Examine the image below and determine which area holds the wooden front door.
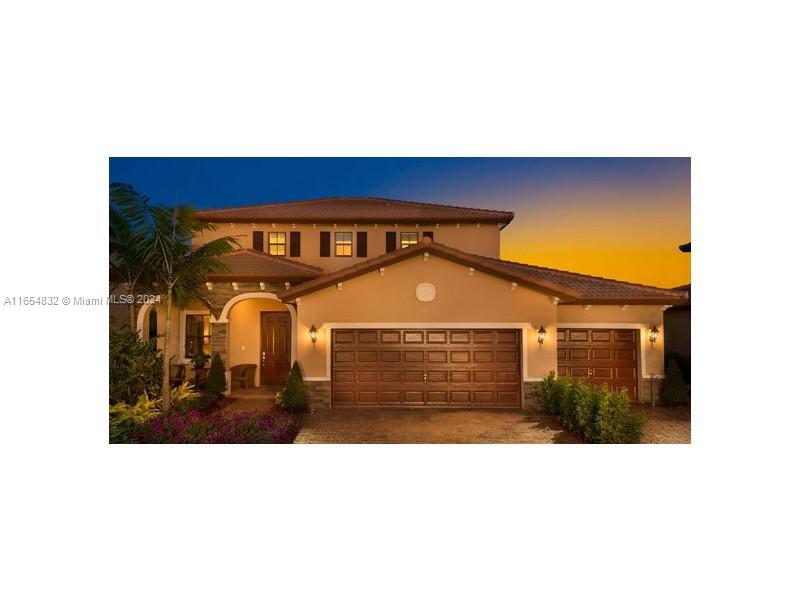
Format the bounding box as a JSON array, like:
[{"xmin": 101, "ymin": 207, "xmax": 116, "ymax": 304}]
[
  {"xmin": 260, "ymin": 312, "xmax": 291, "ymax": 386},
  {"xmin": 557, "ymin": 328, "xmax": 639, "ymax": 402},
  {"xmin": 331, "ymin": 328, "xmax": 521, "ymax": 408}
]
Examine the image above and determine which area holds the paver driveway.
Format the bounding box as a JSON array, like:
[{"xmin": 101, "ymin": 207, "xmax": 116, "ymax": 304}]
[{"xmin": 294, "ymin": 408, "xmax": 582, "ymax": 444}]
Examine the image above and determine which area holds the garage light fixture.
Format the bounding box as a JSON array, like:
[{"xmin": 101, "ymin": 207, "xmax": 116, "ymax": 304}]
[
  {"xmin": 649, "ymin": 325, "xmax": 659, "ymax": 345},
  {"xmin": 537, "ymin": 325, "xmax": 547, "ymax": 344},
  {"xmin": 309, "ymin": 325, "xmax": 318, "ymax": 344}
]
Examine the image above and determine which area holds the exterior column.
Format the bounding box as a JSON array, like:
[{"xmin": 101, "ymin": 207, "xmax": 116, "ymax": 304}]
[{"xmin": 210, "ymin": 322, "xmax": 229, "ymax": 391}]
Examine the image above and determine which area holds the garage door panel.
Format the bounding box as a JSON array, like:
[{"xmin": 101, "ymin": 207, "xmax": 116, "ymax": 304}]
[
  {"xmin": 427, "ymin": 371, "xmax": 447, "ymax": 383},
  {"xmin": 427, "ymin": 331, "xmax": 447, "ymax": 343},
  {"xmin": 332, "ymin": 328, "xmax": 521, "ymax": 408},
  {"xmin": 473, "ymin": 371, "xmax": 495, "ymax": 383},
  {"xmin": 558, "ymin": 328, "xmax": 639, "ymax": 402},
  {"xmin": 381, "ymin": 331, "xmax": 401, "ymax": 344},
  {"xmin": 358, "ymin": 331, "xmax": 378, "ymax": 343}
]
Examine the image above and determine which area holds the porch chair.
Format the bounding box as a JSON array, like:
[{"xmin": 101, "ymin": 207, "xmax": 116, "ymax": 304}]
[
  {"xmin": 169, "ymin": 364, "xmax": 186, "ymax": 387},
  {"xmin": 230, "ymin": 363, "xmax": 257, "ymax": 389}
]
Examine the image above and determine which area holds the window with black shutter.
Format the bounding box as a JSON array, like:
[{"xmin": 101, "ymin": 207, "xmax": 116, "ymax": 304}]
[
  {"xmin": 385, "ymin": 231, "xmax": 397, "ymax": 253},
  {"xmin": 320, "ymin": 231, "xmax": 331, "ymax": 257},
  {"xmin": 356, "ymin": 231, "xmax": 367, "ymax": 257},
  {"xmin": 423, "ymin": 231, "xmax": 434, "ymax": 241},
  {"xmin": 253, "ymin": 231, "xmax": 264, "ymax": 252},
  {"xmin": 290, "ymin": 231, "xmax": 301, "ymax": 257}
]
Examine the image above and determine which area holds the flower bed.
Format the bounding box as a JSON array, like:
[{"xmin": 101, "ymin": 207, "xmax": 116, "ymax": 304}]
[{"xmin": 132, "ymin": 409, "xmax": 300, "ymax": 444}]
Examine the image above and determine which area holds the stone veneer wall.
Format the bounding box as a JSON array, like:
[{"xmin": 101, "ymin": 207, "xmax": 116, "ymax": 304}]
[
  {"xmin": 523, "ymin": 381, "xmax": 543, "ymax": 410},
  {"xmin": 639, "ymin": 377, "xmax": 663, "ymax": 405},
  {"xmin": 305, "ymin": 380, "xmax": 331, "ymax": 409}
]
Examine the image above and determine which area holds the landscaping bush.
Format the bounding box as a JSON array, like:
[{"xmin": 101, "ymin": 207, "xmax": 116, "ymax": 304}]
[
  {"xmin": 205, "ymin": 352, "xmax": 227, "ymax": 397},
  {"xmin": 274, "ymin": 361, "xmax": 309, "ymax": 413},
  {"xmin": 131, "ymin": 410, "xmax": 300, "ymax": 443},
  {"xmin": 109, "ymin": 327, "xmax": 162, "ymax": 404},
  {"xmin": 560, "ymin": 378, "xmax": 594, "ymax": 433},
  {"xmin": 109, "ymin": 390, "xmax": 161, "ymax": 443},
  {"xmin": 539, "ymin": 372, "xmax": 645, "ymax": 443},
  {"xmin": 169, "ymin": 381, "xmax": 217, "ymax": 414},
  {"xmin": 661, "ymin": 357, "xmax": 690, "ymax": 406}
]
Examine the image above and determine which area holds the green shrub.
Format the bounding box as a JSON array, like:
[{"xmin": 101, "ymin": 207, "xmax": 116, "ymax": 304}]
[
  {"xmin": 540, "ymin": 375, "xmax": 645, "ymax": 444},
  {"xmin": 170, "ymin": 382, "xmax": 216, "ymax": 413},
  {"xmin": 274, "ymin": 361, "xmax": 309, "ymax": 413},
  {"xmin": 540, "ymin": 372, "xmax": 571, "ymax": 415},
  {"xmin": 109, "ymin": 327, "xmax": 162, "ymax": 404},
  {"xmin": 661, "ymin": 358, "xmax": 690, "ymax": 406},
  {"xmin": 206, "ymin": 352, "xmax": 227, "ymax": 397},
  {"xmin": 560, "ymin": 378, "xmax": 594, "ymax": 433},
  {"xmin": 109, "ymin": 390, "xmax": 161, "ymax": 443}
]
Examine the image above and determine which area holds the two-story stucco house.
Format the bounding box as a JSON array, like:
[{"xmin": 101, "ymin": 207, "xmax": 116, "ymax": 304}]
[{"xmin": 136, "ymin": 197, "xmax": 687, "ymax": 408}]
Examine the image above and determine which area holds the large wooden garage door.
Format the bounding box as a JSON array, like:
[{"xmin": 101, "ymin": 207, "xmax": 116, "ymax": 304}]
[
  {"xmin": 557, "ymin": 328, "xmax": 639, "ymax": 402},
  {"xmin": 332, "ymin": 329, "xmax": 521, "ymax": 408}
]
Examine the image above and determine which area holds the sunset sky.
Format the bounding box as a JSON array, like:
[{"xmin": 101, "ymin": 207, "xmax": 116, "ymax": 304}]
[{"xmin": 109, "ymin": 158, "xmax": 690, "ymax": 288}]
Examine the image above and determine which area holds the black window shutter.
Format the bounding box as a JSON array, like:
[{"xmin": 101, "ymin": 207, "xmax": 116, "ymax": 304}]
[
  {"xmin": 253, "ymin": 231, "xmax": 264, "ymax": 252},
  {"xmin": 320, "ymin": 231, "xmax": 331, "ymax": 257},
  {"xmin": 290, "ymin": 231, "xmax": 301, "ymax": 257},
  {"xmin": 423, "ymin": 231, "xmax": 434, "ymax": 241},
  {"xmin": 386, "ymin": 231, "xmax": 397, "ymax": 252},
  {"xmin": 356, "ymin": 231, "xmax": 367, "ymax": 257}
]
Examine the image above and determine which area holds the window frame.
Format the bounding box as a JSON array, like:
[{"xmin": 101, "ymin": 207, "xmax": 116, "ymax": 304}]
[
  {"xmin": 268, "ymin": 231, "xmax": 287, "ymax": 256},
  {"xmin": 183, "ymin": 313, "xmax": 211, "ymax": 360},
  {"xmin": 400, "ymin": 231, "xmax": 419, "ymax": 248},
  {"xmin": 335, "ymin": 232, "xmax": 353, "ymax": 257}
]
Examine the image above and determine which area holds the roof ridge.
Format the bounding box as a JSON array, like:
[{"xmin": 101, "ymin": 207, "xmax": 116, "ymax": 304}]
[
  {"xmin": 197, "ymin": 195, "xmax": 513, "ymax": 218},
  {"xmin": 486, "ymin": 255, "xmax": 681, "ymax": 294}
]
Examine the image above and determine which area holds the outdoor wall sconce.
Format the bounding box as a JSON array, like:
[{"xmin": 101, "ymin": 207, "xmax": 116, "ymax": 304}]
[
  {"xmin": 537, "ymin": 325, "xmax": 547, "ymax": 344},
  {"xmin": 309, "ymin": 325, "xmax": 318, "ymax": 344},
  {"xmin": 649, "ymin": 325, "xmax": 660, "ymax": 345}
]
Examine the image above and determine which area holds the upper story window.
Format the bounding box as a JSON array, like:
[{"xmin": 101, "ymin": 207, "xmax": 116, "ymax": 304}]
[
  {"xmin": 400, "ymin": 232, "xmax": 419, "ymax": 248},
  {"xmin": 268, "ymin": 232, "xmax": 286, "ymax": 256},
  {"xmin": 185, "ymin": 314, "xmax": 211, "ymax": 358},
  {"xmin": 335, "ymin": 232, "xmax": 353, "ymax": 256}
]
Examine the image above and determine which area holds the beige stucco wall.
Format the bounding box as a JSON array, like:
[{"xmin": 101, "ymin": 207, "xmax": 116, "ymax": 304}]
[
  {"xmin": 294, "ymin": 253, "xmax": 558, "ymax": 380},
  {"xmin": 195, "ymin": 222, "xmax": 501, "ymax": 269},
  {"xmin": 228, "ymin": 298, "xmax": 288, "ymax": 384}
]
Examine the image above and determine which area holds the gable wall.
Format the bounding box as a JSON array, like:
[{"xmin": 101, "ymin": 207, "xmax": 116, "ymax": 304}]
[{"xmin": 293, "ymin": 253, "xmax": 558, "ymax": 380}]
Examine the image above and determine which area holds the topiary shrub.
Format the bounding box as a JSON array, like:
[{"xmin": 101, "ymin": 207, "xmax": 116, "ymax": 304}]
[
  {"xmin": 205, "ymin": 352, "xmax": 227, "ymax": 398},
  {"xmin": 661, "ymin": 358, "xmax": 690, "ymax": 406},
  {"xmin": 109, "ymin": 327, "xmax": 162, "ymax": 404},
  {"xmin": 274, "ymin": 361, "xmax": 309, "ymax": 413}
]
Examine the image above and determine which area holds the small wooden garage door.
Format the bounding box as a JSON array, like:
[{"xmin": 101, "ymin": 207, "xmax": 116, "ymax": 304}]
[
  {"xmin": 557, "ymin": 328, "xmax": 639, "ymax": 402},
  {"xmin": 332, "ymin": 329, "xmax": 521, "ymax": 408}
]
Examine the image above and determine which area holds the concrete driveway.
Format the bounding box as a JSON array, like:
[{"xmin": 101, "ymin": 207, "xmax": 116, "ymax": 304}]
[{"xmin": 294, "ymin": 408, "xmax": 582, "ymax": 444}]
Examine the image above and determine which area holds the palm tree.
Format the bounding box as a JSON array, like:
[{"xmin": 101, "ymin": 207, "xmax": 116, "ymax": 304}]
[
  {"xmin": 147, "ymin": 203, "xmax": 238, "ymax": 410},
  {"xmin": 110, "ymin": 184, "xmax": 152, "ymax": 329}
]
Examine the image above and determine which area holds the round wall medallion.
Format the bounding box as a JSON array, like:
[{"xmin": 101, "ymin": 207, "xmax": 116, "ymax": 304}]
[{"xmin": 415, "ymin": 282, "xmax": 436, "ymax": 302}]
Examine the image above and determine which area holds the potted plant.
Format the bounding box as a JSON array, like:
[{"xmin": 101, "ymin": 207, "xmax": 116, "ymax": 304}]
[{"xmin": 191, "ymin": 352, "xmax": 210, "ymax": 370}]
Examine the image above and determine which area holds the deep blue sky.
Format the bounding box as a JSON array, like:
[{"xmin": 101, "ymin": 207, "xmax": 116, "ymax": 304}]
[
  {"xmin": 108, "ymin": 157, "xmax": 690, "ymax": 286},
  {"xmin": 109, "ymin": 157, "xmax": 688, "ymax": 210}
]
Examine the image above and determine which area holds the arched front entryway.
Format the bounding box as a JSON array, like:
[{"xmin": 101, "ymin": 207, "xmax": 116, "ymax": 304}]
[{"xmin": 216, "ymin": 292, "xmax": 297, "ymax": 387}]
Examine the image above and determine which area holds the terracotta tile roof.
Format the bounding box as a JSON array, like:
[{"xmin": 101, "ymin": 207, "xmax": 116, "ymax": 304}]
[
  {"xmin": 196, "ymin": 196, "xmax": 514, "ymax": 226},
  {"xmin": 208, "ymin": 249, "xmax": 324, "ymax": 282},
  {"xmin": 278, "ymin": 240, "xmax": 688, "ymax": 305},
  {"xmin": 478, "ymin": 256, "xmax": 688, "ymax": 304}
]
